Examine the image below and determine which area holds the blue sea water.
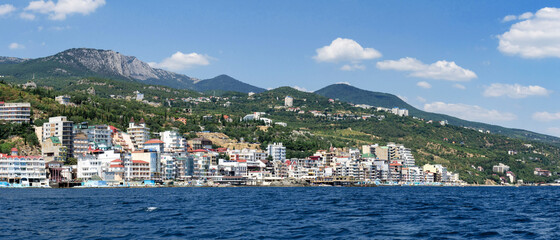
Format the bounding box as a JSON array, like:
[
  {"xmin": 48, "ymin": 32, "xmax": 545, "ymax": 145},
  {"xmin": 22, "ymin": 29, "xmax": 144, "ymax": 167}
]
[{"xmin": 1, "ymin": 186, "xmax": 559, "ymax": 239}]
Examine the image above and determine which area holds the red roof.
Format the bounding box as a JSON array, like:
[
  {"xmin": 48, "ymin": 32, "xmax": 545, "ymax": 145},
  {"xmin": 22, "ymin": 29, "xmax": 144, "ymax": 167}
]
[
  {"xmin": 0, "ymin": 153, "xmax": 42, "ymax": 159},
  {"xmin": 11, "ymin": 148, "xmax": 18, "ymax": 152},
  {"xmin": 390, "ymin": 163, "xmax": 402, "ymax": 166},
  {"xmin": 144, "ymin": 139, "xmax": 164, "ymax": 144},
  {"xmin": 193, "ymin": 149, "xmax": 207, "ymax": 153},
  {"xmin": 237, "ymin": 160, "xmax": 247, "ymax": 163},
  {"xmin": 111, "ymin": 159, "xmax": 122, "ymax": 162},
  {"xmin": 109, "ymin": 125, "xmax": 118, "ymax": 132},
  {"xmin": 110, "ymin": 165, "xmax": 124, "ymax": 168},
  {"xmin": 132, "ymin": 160, "xmax": 149, "ymax": 164}
]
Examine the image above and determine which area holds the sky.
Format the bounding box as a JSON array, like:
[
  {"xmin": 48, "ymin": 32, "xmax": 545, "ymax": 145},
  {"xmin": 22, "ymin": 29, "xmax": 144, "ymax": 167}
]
[{"xmin": 1, "ymin": 0, "xmax": 560, "ymax": 137}]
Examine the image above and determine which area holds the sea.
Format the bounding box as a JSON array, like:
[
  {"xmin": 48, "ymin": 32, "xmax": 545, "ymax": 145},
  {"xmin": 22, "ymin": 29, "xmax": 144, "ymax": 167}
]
[{"xmin": 1, "ymin": 186, "xmax": 559, "ymax": 239}]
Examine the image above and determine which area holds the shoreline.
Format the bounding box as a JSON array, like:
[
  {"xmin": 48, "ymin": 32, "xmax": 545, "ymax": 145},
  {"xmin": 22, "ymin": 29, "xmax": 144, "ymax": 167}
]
[{"xmin": 4, "ymin": 183, "xmax": 560, "ymax": 189}]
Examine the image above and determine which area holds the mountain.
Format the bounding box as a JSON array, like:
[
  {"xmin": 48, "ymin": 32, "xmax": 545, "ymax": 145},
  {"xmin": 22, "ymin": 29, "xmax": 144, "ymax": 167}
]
[
  {"xmin": 315, "ymin": 84, "xmax": 560, "ymax": 145},
  {"xmin": 0, "ymin": 48, "xmax": 261, "ymax": 93},
  {"xmin": 0, "ymin": 57, "xmax": 27, "ymax": 64},
  {"xmin": 195, "ymin": 74, "xmax": 265, "ymax": 93}
]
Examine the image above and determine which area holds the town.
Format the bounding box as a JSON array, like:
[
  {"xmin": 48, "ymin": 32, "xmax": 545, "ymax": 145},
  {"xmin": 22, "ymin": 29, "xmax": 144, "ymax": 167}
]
[{"xmin": 0, "ymin": 96, "xmax": 472, "ymax": 188}]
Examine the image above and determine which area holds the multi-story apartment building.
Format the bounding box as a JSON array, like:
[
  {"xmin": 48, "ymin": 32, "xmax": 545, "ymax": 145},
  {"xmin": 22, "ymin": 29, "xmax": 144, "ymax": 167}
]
[
  {"xmin": 0, "ymin": 148, "xmax": 47, "ymax": 186},
  {"xmin": 267, "ymin": 142, "xmax": 286, "ymax": 162},
  {"xmin": 160, "ymin": 130, "xmax": 186, "ymax": 152},
  {"xmin": 73, "ymin": 132, "xmax": 89, "ymax": 157},
  {"xmin": 0, "ymin": 102, "xmax": 31, "ymax": 123},
  {"xmin": 75, "ymin": 123, "xmax": 113, "ymax": 149},
  {"xmin": 127, "ymin": 118, "xmax": 150, "ymax": 151},
  {"xmin": 42, "ymin": 116, "xmax": 74, "ymax": 157}
]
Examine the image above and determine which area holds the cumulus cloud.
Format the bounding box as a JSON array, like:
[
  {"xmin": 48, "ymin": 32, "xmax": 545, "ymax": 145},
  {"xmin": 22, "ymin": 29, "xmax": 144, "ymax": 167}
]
[
  {"xmin": 453, "ymin": 83, "xmax": 466, "ymax": 90},
  {"xmin": 377, "ymin": 57, "xmax": 477, "ymax": 81},
  {"xmin": 416, "ymin": 81, "xmax": 431, "ymax": 89},
  {"xmin": 8, "ymin": 43, "xmax": 25, "ymax": 50},
  {"xmin": 24, "ymin": 0, "xmax": 105, "ymax": 20},
  {"xmin": 20, "ymin": 12, "xmax": 36, "ymax": 20},
  {"xmin": 340, "ymin": 63, "xmax": 365, "ymax": 71},
  {"xmin": 533, "ymin": 111, "xmax": 560, "ymax": 122},
  {"xmin": 314, "ymin": 38, "xmax": 380, "ymax": 70},
  {"xmin": 424, "ymin": 102, "xmax": 517, "ymax": 122},
  {"xmin": 148, "ymin": 52, "xmax": 212, "ymax": 71},
  {"xmin": 499, "ymin": 7, "xmax": 560, "ymax": 58},
  {"xmin": 336, "ymin": 81, "xmax": 351, "ymax": 85},
  {"xmin": 0, "ymin": 4, "xmax": 16, "ymax": 16},
  {"xmin": 314, "ymin": 38, "xmax": 381, "ymax": 63},
  {"xmin": 483, "ymin": 83, "xmax": 551, "ymax": 98}
]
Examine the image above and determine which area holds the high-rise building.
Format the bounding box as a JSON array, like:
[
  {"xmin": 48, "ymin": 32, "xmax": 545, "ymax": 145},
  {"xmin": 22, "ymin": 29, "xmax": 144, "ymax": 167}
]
[
  {"xmin": 284, "ymin": 96, "xmax": 293, "ymax": 107},
  {"xmin": 0, "ymin": 102, "xmax": 31, "ymax": 123},
  {"xmin": 127, "ymin": 117, "xmax": 150, "ymax": 151},
  {"xmin": 42, "ymin": 116, "xmax": 74, "ymax": 157},
  {"xmin": 267, "ymin": 142, "xmax": 286, "ymax": 162}
]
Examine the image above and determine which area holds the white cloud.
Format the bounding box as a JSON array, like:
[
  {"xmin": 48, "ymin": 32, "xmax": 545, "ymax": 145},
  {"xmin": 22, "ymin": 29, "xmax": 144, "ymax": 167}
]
[
  {"xmin": 292, "ymin": 86, "xmax": 310, "ymax": 92},
  {"xmin": 20, "ymin": 12, "xmax": 36, "ymax": 20},
  {"xmin": 313, "ymin": 38, "xmax": 381, "ymax": 70},
  {"xmin": 424, "ymin": 102, "xmax": 517, "ymax": 122},
  {"xmin": 533, "ymin": 111, "xmax": 560, "ymax": 122},
  {"xmin": 340, "ymin": 63, "xmax": 365, "ymax": 71},
  {"xmin": 499, "ymin": 7, "xmax": 560, "ymax": 58},
  {"xmin": 50, "ymin": 25, "xmax": 70, "ymax": 31},
  {"xmin": 416, "ymin": 81, "xmax": 431, "ymax": 89},
  {"xmin": 148, "ymin": 52, "xmax": 212, "ymax": 71},
  {"xmin": 453, "ymin": 83, "xmax": 466, "ymax": 90},
  {"xmin": 502, "ymin": 15, "xmax": 517, "ymax": 22},
  {"xmin": 377, "ymin": 57, "xmax": 477, "ymax": 81},
  {"xmin": 519, "ymin": 12, "xmax": 534, "ymax": 20},
  {"xmin": 335, "ymin": 81, "xmax": 351, "ymax": 85},
  {"xmin": 0, "ymin": 4, "xmax": 16, "ymax": 16},
  {"xmin": 416, "ymin": 96, "xmax": 427, "ymax": 103},
  {"xmin": 483, "ymin": 83, "xmax": 551, "ymax": 98},
  {"xmin": 397, "ymin": 95, "xmax": 408, "ymax": 102},
  {"xmin": 8, "ymin": 43, "xmax": 25, "ymax": 50},
  {"xmin": 502, "ymin": 12, "xmax": 535, "ymax": 22},
  {"xmin": 24, "ymin": 0, "xmax": 105, "ymax": 20}
]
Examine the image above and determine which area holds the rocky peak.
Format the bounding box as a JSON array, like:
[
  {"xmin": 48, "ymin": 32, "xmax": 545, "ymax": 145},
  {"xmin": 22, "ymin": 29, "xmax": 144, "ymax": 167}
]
[{"xmin": 49, "ymin": 48, "xmax": 161, "ymax": 80}]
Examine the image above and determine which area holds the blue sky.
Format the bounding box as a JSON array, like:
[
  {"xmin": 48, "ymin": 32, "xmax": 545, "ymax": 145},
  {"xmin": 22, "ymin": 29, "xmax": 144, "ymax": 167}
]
[{"xmin": 1, "ymin": 0, "xmax": 560, "ymax": 137}]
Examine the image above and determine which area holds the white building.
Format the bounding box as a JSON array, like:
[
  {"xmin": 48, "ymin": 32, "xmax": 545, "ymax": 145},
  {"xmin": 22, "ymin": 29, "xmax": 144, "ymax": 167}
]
[
  {"xmin": 77, "ymin": 150, "xmax": 122, "ymax": 180},
  {"xmin": 391, "ymin": 107, "xmax": 409, "ymax": 117},
  {"xmin": 267, "ymin": 142, "xmax": 286, "ymax": 162},
  {"xmin": 160, "ymin": 130, "xmax": 186, "ymax": 152},
  {"xmin": 284, "ymin": 96, "xmax": 294, "ymax": 107},
  {"xmin": 0, "ymin": 148, "xmax": 47, "ymax": 186},
  {"xmin": 43, "ymin": 116, "xmax": 74, "ymax": 157},
  {"xmin": 55, "ymin": 95, "xmax": 71, "ymax": 105},
  {"xmin": 135, "ymin": 91, "xmax": 144, "ymax": 101},
  {"xmin": 0, "ymin": 102, "xmax": 31, "ymax": 123},
  {"xmin": 127, "ymin": 117, "xmax": 150, "ymax": 150}
]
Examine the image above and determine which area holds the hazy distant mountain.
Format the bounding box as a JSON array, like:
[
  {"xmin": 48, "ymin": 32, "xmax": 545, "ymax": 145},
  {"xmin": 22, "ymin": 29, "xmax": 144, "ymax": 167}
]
[
  {"xmin": 0, "ymin": 56, "xmax": 28, "ymax": 64},
  {"xmin": 195, "ymin": 74, "xmax": 265, "ymax": 93},
  {"xmin": 0, "ymin": 48, "xmax": 262, "ymax": 93},
  {"xmin": 315, "ymin": 83, "xmax": 560, "ymax": 145}
]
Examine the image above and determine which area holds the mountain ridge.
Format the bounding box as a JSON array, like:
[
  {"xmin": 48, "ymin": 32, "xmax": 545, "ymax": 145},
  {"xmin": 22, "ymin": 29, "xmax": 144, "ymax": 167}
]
[
  {"xmin": 0, "ymin": 48, "xmax": 261, "ymax": 93},
  {"xmin": 315, "ymin": 84, "xmax": 560, "ymax": 145}
]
